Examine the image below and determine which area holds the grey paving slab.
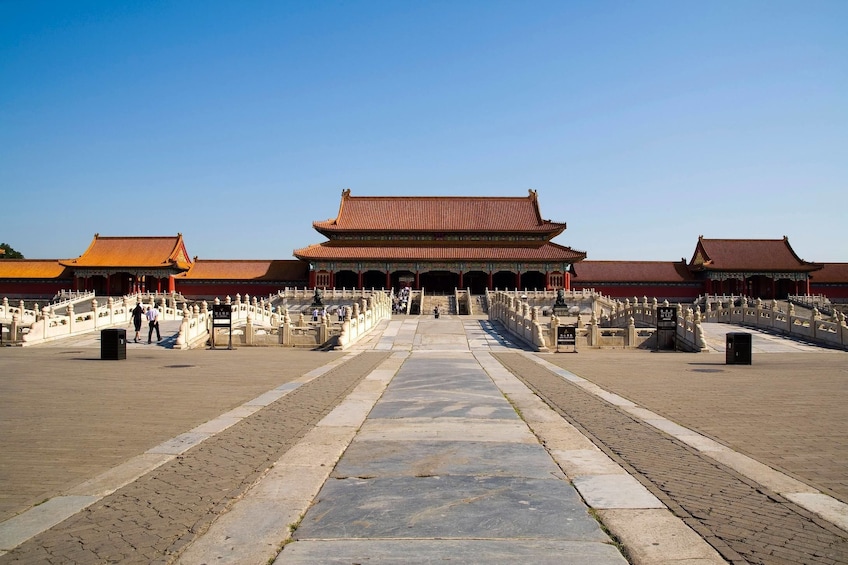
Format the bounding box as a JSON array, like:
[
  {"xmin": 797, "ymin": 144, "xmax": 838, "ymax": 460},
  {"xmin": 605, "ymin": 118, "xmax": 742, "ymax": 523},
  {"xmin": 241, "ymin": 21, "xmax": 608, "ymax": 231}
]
[
  {"xmin": 277, "ymin": 539, "xmax": 627, "ymax": 564},
  {"xmin": 295, "ymin": 475, "xmax": 609, "ymax": 541},
  {"xmin": 332, "ymin": 440, "xmax": 566, "ymax": 480}
]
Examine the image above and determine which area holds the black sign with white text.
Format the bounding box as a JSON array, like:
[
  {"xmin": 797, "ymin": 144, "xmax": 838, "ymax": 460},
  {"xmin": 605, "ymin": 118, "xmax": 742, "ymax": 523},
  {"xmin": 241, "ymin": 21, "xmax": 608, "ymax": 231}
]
[{"xmin": 656, "ymin": 306, "xmax": 677, "ymax": 329}]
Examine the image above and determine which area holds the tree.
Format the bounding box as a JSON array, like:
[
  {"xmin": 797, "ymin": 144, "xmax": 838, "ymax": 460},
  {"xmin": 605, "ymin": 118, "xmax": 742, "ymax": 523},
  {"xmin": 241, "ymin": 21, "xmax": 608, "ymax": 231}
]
[{"xmin": 0, "ymin": 243, "xmax": 24, "ymax": 259}]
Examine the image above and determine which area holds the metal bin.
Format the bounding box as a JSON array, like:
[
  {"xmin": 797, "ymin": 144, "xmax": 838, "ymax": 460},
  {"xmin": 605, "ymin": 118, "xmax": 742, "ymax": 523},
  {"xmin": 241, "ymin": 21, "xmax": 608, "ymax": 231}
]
[
  {"xmin": 726, "ymin": 332, "xmax": 752, "ymax": 365},
  {"xmin": 101, "ymin": 328, "xmax": 127, "ymax": 360}
]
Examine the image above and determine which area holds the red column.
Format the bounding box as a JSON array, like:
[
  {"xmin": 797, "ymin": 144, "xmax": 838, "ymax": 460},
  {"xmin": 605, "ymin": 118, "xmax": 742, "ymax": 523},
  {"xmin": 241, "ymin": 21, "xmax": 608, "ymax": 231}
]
[
  {"xmin": 564, "ymin": 272, "xmax": 571, "ymax": 291},
  {"xmin": 157, "ymin": 278, "xmax": 162, "ymax": 293},
  {"xmin": 515, "ymin": 272, "xmax": 521, "ymax": 291},
  {"xmin": 415, "ymin": 271, "xmax": 420, "ymax": 290},
  {"xmin": 545, "ymin": 272, "xmax": 550, "ymax": 290},
  {"xmin": 385, "ymin": 271, "xmax": 391, "ymax": 290},
  {"xmin": 168, "ymin": 275, "xmax": 176, "ymax": 293},
  {"xmin": 330, "ymin": 271, "xmax": 336, "ymax": 289},
  {"xmin": 487, "ymin": 272, "xmax": 493, "ymax": 290},
  {"xmin": 458, "ymin": 271, "xmax": 464, "ymax": 289},
  {"xmin": 106, "ymin": 274, "xmax": 111, "ymax": 296},
  {"xmin": 805, "ymin": 277, "xmax": 810, "ymax": 295},
  {"xmin": 309, "ymin": 270, "xmax": 317, "ymax": 289},
  {"xmin": 357, "ymin": 271, "xmax": 363, "ymax": 289}
]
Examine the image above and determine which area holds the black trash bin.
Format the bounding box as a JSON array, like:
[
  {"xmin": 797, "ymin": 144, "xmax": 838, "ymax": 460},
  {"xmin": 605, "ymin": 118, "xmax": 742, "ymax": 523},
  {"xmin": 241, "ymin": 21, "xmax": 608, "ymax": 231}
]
[
  {"xmin": 726, "ymin": 332, "xmax": 752, "ymax": 365},
  {"xmin": 101, "ymin": 328, "xmax": 127, "ymax": 360}
]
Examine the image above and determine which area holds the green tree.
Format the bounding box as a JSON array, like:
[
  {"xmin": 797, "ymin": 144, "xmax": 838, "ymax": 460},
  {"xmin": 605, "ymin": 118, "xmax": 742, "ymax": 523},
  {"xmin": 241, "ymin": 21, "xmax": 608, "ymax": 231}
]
[{"xmin": 0, "ymin": 243, "xmax": 24, "ymax": 259}]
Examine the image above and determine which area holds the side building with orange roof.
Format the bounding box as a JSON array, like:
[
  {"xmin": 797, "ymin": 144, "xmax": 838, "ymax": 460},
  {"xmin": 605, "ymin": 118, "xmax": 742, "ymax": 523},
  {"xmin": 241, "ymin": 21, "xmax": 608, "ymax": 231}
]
[
  {"xmin": 687, "ymin": 236, "xmax": 822, "ymax": 299},
  {"xmin": 0, "ymin": 260, "xmax": 73, "ymax": 298},
  {"xmin": 58, "ymin": 234, "xmax": 193, "ymax": 295}
]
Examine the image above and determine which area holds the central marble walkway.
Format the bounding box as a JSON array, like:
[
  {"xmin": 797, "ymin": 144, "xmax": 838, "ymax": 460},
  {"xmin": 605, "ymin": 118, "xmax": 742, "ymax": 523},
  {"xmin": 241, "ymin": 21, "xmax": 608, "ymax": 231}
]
[{"xmin": 275, "ymin": 317, "xmax": 627, "ymax": 563}]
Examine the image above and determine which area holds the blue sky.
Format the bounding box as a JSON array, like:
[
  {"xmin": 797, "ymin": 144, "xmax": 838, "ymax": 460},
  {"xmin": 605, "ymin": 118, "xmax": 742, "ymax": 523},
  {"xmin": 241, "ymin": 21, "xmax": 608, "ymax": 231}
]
[{"xmin": 2, "ymin": 1, "xmax": 846, "ymax": 263}]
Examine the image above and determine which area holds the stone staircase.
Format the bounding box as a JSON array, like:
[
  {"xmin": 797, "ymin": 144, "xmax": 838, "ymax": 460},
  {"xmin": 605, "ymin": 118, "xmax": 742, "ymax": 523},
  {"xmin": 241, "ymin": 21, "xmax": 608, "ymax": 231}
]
[{"xmin": 422, "ymin": 295, "xmax": 455, "ymax": 315}]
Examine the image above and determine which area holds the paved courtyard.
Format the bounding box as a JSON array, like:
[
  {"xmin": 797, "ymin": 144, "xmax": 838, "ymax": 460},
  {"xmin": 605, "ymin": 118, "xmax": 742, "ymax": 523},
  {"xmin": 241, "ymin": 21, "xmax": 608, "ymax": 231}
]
[{"xmin": 0, "ymin": 317, "xmax": 846, "ymax": 563}]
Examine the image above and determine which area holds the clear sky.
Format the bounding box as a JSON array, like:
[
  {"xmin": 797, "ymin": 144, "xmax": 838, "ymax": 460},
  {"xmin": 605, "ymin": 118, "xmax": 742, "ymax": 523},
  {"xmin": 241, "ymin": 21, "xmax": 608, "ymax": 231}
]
[{"xmin": 2, "ymin": 1, "xmax": 846, "ymax": 263}]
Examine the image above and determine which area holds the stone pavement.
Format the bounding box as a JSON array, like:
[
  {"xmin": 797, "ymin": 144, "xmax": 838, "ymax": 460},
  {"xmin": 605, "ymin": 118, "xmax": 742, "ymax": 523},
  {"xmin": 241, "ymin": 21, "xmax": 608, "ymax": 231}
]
[{"xmin": 0, "ymin": 315, "xmax": 846, "ymax": 563}]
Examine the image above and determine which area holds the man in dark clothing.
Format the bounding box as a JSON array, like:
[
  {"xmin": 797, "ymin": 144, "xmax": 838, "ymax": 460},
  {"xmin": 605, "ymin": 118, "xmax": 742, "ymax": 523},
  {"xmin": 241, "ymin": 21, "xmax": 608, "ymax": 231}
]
[{"xmin": 131, "ymin": 302, "xmax": 144, "ymax": 343}]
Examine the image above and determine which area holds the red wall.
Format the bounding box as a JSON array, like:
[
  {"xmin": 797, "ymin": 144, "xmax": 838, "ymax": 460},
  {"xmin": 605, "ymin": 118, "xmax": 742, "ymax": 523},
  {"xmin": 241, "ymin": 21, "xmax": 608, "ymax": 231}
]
[
  {"xmin": 0, "ymin": 280, "xmax": 72, "ymax": 299},
  {"xmin": 571, "ymin": 282, "xmax": 704, "ymax": 302}
]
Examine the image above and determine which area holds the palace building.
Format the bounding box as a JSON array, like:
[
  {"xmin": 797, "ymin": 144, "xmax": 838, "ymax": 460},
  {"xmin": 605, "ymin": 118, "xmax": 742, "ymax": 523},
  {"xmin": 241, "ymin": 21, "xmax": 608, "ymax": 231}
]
[
  {"xmin": 1, "ymin": 191, "xmax": 846, "ymax": 304},
  {"xmin": 293, "ymin": 190, "xmax": 585, "ymax": 293}
]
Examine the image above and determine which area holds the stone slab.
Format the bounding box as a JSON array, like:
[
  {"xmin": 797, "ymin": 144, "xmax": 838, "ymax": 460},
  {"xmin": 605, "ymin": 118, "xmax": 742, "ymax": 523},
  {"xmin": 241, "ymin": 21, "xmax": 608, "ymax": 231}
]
[
  {"xmin": 332, "ymin": 440, "xmax": 565, "ymax": 480},
  {"xmin": 551, "ymin": 449, "xmax": 628, "ymax": 477},
  {"xmin": 147, "ymin": 431, "xmax": 210, "ymax": 455},
  {"xmin": 572, "ymin": 474, "xmax": 664, "ymax": 509},
  {"xmin": 276, "ymin": 539, "xmax": 628, "ymax": 564},
  {"xmin": 784, "ymin": 492, "xmax": 848, "ymax": 532},
  {"xmin": 0, "ymin": 496, "xmax": 98, "ymax": 551},
  {"xmin": 357, "ymin": 418, "xmax": 538, "ymax": 443},
  {"xmin": 64, "ymin": 452, "xmax": 175, "ymax": 497},
  {"xmin": 177, "ymin": 498, "xmax": 301, "ymax": 565},
  {"xmin": 295, "ymin": 476, "xmax": 609, "ymax": 541},
  {"xmin": 367, "ymin": 399, "xmax": 517, "ymax": 419},
  {"xmin": 245, "ymin": 389, "xmax": 287, "ymax": 406},
  {"xmin": 708, "ymin": 449, "xmax": 819, "ymax": 495},
  {"xmin": 596, "ymin": 508, "xmax": 726, "ymax": 564}
]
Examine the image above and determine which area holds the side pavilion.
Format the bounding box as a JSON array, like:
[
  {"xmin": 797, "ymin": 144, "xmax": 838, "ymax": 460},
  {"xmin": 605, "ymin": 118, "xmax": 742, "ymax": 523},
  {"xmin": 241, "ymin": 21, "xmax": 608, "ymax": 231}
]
[
  {"xmin": 293, "ymin": 190, "xmax": 586, "ymax": 293},
  {"xmin": 59, "ymin": 234, "xmax": 193, "ymax": 295}
]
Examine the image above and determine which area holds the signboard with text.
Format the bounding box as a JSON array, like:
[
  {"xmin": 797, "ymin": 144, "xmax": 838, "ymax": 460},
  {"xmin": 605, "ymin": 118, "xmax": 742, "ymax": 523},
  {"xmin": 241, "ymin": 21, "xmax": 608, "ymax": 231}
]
[
  {"xmin": 656, "ymin": 306, "xmax": 677, "ymax": 329},
  {"xmin": 556, "ymin": 325, "xmax": 577, "ymax": 353},
  {"xmin": 211, "ymin": 304, "xmax": 233, "ymax": 349}
]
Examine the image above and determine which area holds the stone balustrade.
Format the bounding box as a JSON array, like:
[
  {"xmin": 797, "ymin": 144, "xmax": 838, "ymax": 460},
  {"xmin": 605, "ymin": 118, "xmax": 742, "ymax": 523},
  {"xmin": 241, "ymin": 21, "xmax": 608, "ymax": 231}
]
[
  {"xmin": 488, "ymin": 291, "xmax": 549, "ymax": 351},
  {"xmin": 275, "ymin": 287, "xmax": 390, "ymax": 302},
  {"xmin": 19, "ymin": 295, "xmax": 183, "ymax": 346},
  {"xmin": 701, "ymin": 297, "xmax": 847, "ymax": 350},
  {"xmin": 489, "ymin": 291, "xmax": 708, "ymax": 351},
  {"xmin": 200, "ymin": 291, "xmax": 392, "ymax": 349}
]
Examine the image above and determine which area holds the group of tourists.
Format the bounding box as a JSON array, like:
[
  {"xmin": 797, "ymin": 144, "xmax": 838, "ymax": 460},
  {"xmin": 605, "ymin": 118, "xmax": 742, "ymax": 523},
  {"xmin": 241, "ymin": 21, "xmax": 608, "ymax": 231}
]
[
  {"xmin": 130, "ymin": 302, "xmax": 161, "ymax": 344},
  {"xmin": 392, "ymin": 286, "xmax": 411, "ymax": 314}
]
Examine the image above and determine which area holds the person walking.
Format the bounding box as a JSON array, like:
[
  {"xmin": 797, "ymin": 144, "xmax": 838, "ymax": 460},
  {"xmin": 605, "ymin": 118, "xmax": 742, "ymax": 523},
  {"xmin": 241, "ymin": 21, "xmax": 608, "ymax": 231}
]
[
  {"xmin": 130, "ymin": 302, "xmax": 144, "ymax": 343},
  {"xmin": 146, "ymin": 305, "xmax": 161, "ymax": 344}
]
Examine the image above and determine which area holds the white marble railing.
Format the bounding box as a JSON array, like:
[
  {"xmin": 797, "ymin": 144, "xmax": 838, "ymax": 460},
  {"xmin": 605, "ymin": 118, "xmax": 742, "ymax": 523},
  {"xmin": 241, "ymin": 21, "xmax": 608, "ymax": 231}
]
[
  {"xmin": 702, "ymin": 297, "xmax": 847, "ymax": 350},
  {"xmin": 0, "ymin": 297, "xmax": 39, "ymax": 326},
  {"xmin": 275, "ymin": 287, "xmax": 390, "ymax": 303},
  {"xmin": 487, "ymin": 291, "xmax": 549, "ymax": 351},
  {"xmin": 488, "ymin": 291, "xmax": 708, "ymax": 352},
  {"xmin": 334, "ymin": 292, "xmax": 391, "ymax": 349},
  {"xmin": 188, "ymin": 291, "xmax": 392, "ymax": 350},
  {"xmin": 20, "ymin": 295, "xmax": 184, "ymax": 346}
]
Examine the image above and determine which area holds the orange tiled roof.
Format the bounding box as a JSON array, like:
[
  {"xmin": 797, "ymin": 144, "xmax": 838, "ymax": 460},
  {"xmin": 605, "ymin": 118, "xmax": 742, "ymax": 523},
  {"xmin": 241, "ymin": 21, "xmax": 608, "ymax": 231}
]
[
  {"xmin": 179, "ymin": 260, "xmax": 308, "ymax": 280},
  {"xmin": 294, "ymin": 242, "xmax": 585, "ymax": 262},
  {"xmin": 572, "ymin": 261, "xmax": 695, "ymax": 283},
  {"xmin": 60, "ymin": 234, "xmax": 193, "ymax": 270},
  {"xmin": 811, "ymin": 263, "xmax": 848, "ymax": 283},
  {"xmin": 313, "ymin": 190, "xmax": 567, "ymax": 235},
  {"xmin": 0, "ymin": 259, "xmax": 71, "ymax": 278},
  {"xmin": 690, "ymin": 236, "xmax": 822, "ymax": 272}
]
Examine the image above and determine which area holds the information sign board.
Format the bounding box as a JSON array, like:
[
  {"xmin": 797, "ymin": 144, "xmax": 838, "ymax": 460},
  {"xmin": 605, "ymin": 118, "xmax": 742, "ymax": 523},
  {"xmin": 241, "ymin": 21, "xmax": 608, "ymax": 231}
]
[
  {"xmin": 556, "ymin": 325, "xmax": 577, "ymax": 353},
  {"xmin": 211, "ymin": 304, "xmax": 233, "ymax": 349},
  {"xmin": 656, "ymin": 306, "xmax": 677, "ymax": 329}
]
